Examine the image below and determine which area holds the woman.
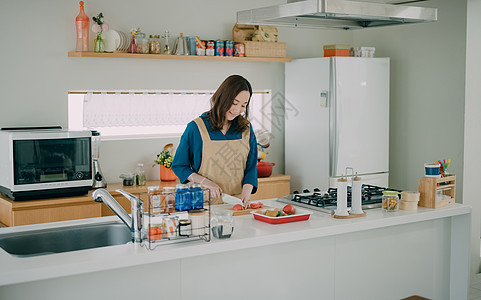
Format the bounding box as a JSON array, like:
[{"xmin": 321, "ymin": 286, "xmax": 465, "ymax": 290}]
[{"xmin": 171, "ymin": 75, "xmax": 258, "ymax": 207}]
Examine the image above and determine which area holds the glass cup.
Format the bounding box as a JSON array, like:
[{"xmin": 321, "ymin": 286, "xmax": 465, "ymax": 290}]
[{"xmin": 211, "ymin": 210, "xmax": 234, "ymax": 239}]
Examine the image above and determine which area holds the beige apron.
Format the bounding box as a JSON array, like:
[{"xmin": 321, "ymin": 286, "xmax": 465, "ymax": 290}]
[{"xmin": 194, "ymin": 118, "xmax": 250, "ymax": 204}]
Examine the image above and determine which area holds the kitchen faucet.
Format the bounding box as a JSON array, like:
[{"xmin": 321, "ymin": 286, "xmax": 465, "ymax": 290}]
[{"xmin": 92, "ymin": 189, "xmax": 143, "ymax": 243}]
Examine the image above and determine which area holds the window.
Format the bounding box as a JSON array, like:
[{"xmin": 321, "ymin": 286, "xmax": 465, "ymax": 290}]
[{"xmin": 68, "ymin": 90, "xmax": 271, "ymax": 140}]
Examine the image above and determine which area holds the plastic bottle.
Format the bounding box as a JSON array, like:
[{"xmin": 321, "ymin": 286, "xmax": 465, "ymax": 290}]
[
  {"xmin": 75, "ymin": 1, "xmax": 89, "ymax": 51},
  {"xmin": 136, "ymin": 163, "xmax": 146, "ymax": 186}
]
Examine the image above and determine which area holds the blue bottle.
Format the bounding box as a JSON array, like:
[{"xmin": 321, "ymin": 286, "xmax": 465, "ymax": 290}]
[
  {"xmin": 175, "ymin": 184, "xmax": 192, "ymax": 211},
  {"xmin": 189, "ymin": 183, "xmax": 204, "ymax": 210}
]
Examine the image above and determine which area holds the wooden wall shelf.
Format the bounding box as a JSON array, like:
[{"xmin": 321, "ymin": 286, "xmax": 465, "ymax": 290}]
[{"xmin": 68, "ymin": 51, "xmax": 292, "ymax": 62}]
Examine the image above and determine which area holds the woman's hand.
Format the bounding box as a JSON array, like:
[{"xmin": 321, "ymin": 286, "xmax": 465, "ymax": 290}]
[
  {"xmin": 201, "ymin": 177, "xmax": 222, "ymax": 199},
  {"xmin": 240, "ymin": 184, "xmax": 254, "ymax": 208},
  {"xmin": 187, "ymin": 173, "xmax": 222, "ymax": 199}
]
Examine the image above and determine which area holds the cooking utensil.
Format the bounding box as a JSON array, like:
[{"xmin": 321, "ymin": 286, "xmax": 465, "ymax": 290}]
[{"xmin": 257, "ymin": 161, "xmax": 275, "ymax": 177}]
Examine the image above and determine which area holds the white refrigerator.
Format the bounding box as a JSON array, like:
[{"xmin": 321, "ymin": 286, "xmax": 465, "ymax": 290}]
[{"xmin": 285, "ymin": 57, "xmax": 390, "ymax": 192}]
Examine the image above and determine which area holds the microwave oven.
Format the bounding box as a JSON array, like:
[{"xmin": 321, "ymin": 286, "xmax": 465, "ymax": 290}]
[{"xmin": 0, "ymin": 129, "xmax": 93, "ymax": 200}]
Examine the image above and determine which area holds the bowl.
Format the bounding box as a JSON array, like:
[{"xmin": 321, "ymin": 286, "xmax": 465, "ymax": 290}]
[{"xmin": 257, "ymin": 161, "xmax": 275, "ymax": 178}]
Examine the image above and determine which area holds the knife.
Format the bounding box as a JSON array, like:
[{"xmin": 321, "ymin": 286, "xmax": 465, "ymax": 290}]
[{"xmin": 222, "ymin": 194, "xmax": 246, "ymax": 208}]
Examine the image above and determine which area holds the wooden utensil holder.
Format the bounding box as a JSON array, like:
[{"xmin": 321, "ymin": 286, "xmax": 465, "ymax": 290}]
[{"xmin": 418, "ymin": 175, "xmax": 455, "ymax": 208}]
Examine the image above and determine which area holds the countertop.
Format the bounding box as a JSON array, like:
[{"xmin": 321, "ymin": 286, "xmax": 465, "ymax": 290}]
[{"xmin": 0, "ymin": 200, "xmax": 471, "ymax": 287}]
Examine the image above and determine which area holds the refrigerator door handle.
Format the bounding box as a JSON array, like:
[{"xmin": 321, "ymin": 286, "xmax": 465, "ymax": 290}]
[
  {"xmin": 329, "ymin": 59, "xmax": 338, "ymax": 177},
  {"xmin": 320, "ymin": 91, "xmax": 328, "ymax": 107}
]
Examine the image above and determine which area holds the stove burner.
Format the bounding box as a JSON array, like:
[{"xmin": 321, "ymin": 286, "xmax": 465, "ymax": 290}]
[{"xmin": 278, "ymin": 184, "xmax": 402, "ymax": 213}]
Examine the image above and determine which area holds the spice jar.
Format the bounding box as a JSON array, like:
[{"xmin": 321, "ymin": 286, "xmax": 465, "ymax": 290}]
[
  {"xmin": 382, "ymin": 190, "xmax": 399, "ymax": 211},
  {"xmin": 149, "ymin": 34, "xmax": 161, "ymax": 54},
  {"xmin": 178, "ymin": 219, "xmax": 192, "ymax": 237}
]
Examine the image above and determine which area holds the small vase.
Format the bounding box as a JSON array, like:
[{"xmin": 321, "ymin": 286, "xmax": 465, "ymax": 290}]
[
  {"xmin": 94, "ymin": 33, "xmax": 104, "ymax": 53},
  {"xmin": 160, "ymin": 165, "xmax": 177, "ymax": 181}
]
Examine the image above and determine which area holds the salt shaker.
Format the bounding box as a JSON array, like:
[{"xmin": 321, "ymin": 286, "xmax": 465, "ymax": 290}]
[
  {"xmin": 351, "ymin": 175, "xmax": 363, "ymax": 215},
  {"xmin": 334, "ymin": 177, "xmax": 349, "ymax": 216}
]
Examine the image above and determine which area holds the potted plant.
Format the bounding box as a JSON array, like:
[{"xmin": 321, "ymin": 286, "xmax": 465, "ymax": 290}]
[{"xmin": 154, "ymin": 146, "xmax": 176, "ymax": 181}]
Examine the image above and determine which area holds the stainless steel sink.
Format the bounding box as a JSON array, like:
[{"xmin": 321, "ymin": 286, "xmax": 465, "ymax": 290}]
[{"xmin": 0, "ymin": 222, "xmax": 132, "ymax": 257}]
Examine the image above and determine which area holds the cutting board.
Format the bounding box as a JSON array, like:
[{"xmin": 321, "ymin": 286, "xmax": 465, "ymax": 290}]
[{"xmin": 221, "ymin": 204, "xmax": 270, "ymax": 216}]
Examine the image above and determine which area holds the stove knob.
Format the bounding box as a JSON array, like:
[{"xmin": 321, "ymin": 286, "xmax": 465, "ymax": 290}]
[
  {"xmin": 303, "ymin": 189, "xmax": 310, "ymax": 193},
  {"xmin": 313, "ymin": 188, "xmax": 320, "ymax": 192},
  {"xmin": 293, "ymin": 190, "xmax": 299, "ymax": 194}
]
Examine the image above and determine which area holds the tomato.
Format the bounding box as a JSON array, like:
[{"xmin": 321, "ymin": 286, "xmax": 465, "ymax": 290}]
[
  {"xmin": 232, "ymin": 204, "xmax": 242, "ymax": 211},
  {"xmin": 283, "ymin": 204, "xmax": 295, "ymax": 215},
  {"xmin": 249, "ymin": 202, "xmax": 264, "ymax": 209}
]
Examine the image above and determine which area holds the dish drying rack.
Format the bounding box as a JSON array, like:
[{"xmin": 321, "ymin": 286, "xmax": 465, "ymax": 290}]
[{"xmin": 137, "ymin": 188, "xmax": 211, "ymax": 250}]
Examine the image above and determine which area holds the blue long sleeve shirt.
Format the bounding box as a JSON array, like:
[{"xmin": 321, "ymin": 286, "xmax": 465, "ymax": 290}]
[{"xmin": 172, "ymin": 114, "xmax": 258, "ymax": 194}]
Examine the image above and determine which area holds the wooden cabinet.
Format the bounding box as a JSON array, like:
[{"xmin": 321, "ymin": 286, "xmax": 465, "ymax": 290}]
[
  {"xmin": 0, "ymin": 196, "xmax": 102, "ymax": 227},
  {"xmin": 0, "ymin": 174, "xmax": 290, "ymax": 226},
  {"xmin": 252, "ymin": 174, "xmax": 290, "ymax": 201}
]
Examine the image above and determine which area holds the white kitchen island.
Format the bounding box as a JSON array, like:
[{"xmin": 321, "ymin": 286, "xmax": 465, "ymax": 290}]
[{"xmin": 0, "ymin": 200, "xmax": 471, "ymax": 300}]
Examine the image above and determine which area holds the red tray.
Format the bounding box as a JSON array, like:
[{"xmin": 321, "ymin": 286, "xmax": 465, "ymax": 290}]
[{"xmin": 252, "ymin": 210, "xmax": 311, "ymax": 224}]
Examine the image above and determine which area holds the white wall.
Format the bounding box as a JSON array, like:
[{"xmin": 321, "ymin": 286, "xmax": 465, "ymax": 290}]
[
  {"xmin": 464, "ymin": 0, "xmax": 481, "ymax": 274},
  {"xmin": 0, "ymin": 0, "xmax": 352, "ymax": 183},
  {"xmin": 353, "ymin": 0, "xmax": 467, "ymax": 201}
]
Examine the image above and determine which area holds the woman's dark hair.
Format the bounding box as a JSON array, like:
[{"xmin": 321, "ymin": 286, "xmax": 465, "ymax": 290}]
[{"xmin": 205, "ymin": 75, "xmax": 252, "ymax": 132}]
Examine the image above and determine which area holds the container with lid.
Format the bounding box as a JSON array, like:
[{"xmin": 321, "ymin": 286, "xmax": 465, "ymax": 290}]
[
  {"xmin": 189, "ymin": 183, "xmax": 204, "ymax": 210},
  {"xmin": 179, "ymin": 219, "xmax": 192, "ymax": 237},
  {"xmin": 149, "ymin": 34, "xmax": 161, "ymax": 54},
  {"xmin": 148, "ymin": 186, "xmax": 161, "ymax": 213},
  {"xmin": 189, "ymin": 210, "xmax": 206, "ymax": 236},
  {"xmin": 136, "ymin": 163, "xmax": 146, "ymax": 186},
  {"xmin": 135, "ymin": 33, "xmax": 149, "ymax": 54},
  {"xmin": 382, "ymin": 190, "xmax": 399, "ymax": 211},
  {"xmin": 175, "ymin": 184, "xmax": 192, "ymax": 211},
  {"xmin": 162, "ymin": 186, "xmax": 176, "ymax": 213},
  {"xmin": 119, "ymin": 173, "xmax": 135, "ymax": 186}
]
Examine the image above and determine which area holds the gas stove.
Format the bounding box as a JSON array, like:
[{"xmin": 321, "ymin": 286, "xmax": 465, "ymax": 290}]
[{"xmin": 277, "ymin": 184, "xmax": 401, "ymax": 214}]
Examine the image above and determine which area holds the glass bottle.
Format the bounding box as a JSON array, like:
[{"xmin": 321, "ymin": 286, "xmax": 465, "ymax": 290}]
[
  {"xmin": 149, "ymin": 35, "xmax": 161, "ymax": 54},
  {"xmin": 130, "ymin": 34, "xmax": 137, "ymax": 53},
  {"xmin": 75, "ymin": 1, "xmax": 89, "ymax": 51},
  {"xmin": 136, "ymin": 163, "xmax": 146, "ymax": 186},
  {"xmin": 162, "ymin": 31, "xmax": 171, "ymax": 54},
  {"xmin": 94, "ymin": 33, "xmax": 104, "ymax": 53}
]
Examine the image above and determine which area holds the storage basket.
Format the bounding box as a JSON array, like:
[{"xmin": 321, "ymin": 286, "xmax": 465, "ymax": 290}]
[{"xmin": 244, "ymin": 41, "xmax": 286, "ymax": 58}]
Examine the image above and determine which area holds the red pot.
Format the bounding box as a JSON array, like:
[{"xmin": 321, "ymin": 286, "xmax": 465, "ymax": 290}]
[{"xmin": 257, "ymin": 161, "xmax": 275, "ymax": 178}]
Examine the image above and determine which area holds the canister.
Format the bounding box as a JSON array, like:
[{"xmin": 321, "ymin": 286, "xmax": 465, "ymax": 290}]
[
  {"xmin": 189, "ymin": 183, "xmax": 204, "ymax": 210},
  {"xmin": 162, "ymin": 186, "xmax": 176, "ymax": 213},
  {"xmin": 163, "ymin": 215, "xmax": 179, "ymax": 238},
  {"xmin": 189, "ymin": 210, "xmax": 206, "ymax": 236},
  {"xmin": 175, "ymin": 184, "xmax": 192, "ymax": 211},
  {"xmin": 382, "ymin": 190, "xmax": 399, "ymax": 211},
  {"xmin": 148, "ymin": 186, "xmax": 161, "ymax": 213},
  {"xmin": 149, "ymin": 34, "xmax": 161, "ymax": 54}
]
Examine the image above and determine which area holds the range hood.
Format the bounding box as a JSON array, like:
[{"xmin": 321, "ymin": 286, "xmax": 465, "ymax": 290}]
[{"xmin": 237, "ymin": 0, "xmax": 437, "ymax": 30}]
